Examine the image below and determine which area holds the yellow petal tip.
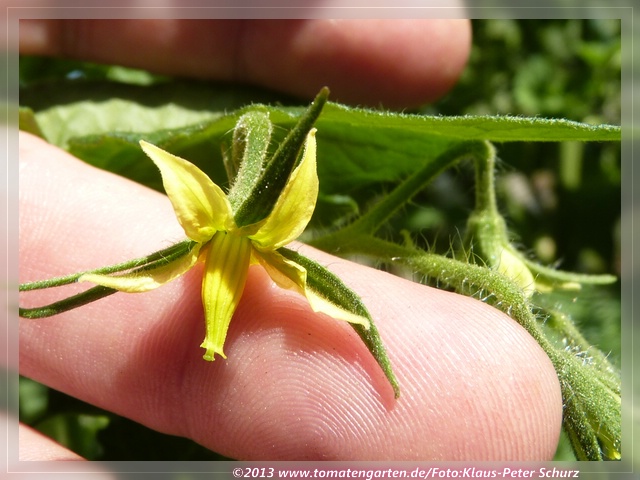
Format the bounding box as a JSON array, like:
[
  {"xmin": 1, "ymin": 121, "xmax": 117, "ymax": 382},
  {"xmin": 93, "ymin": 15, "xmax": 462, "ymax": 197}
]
[{"xmin": 201, "ymin": 341, "xmax": 227, "ymax": 361}]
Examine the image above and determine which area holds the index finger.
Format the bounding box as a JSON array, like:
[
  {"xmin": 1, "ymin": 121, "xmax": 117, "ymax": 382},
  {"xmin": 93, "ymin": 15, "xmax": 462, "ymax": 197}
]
[{"xmin": 19, "ymin": 133, "xmax": 562, "ymax": 460}]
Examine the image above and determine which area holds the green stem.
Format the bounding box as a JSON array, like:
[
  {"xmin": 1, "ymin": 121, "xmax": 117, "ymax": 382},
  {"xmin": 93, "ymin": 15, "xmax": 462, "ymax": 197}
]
[
  {"xmin": 472, "ymin": 142, "xmax": 499, "ymax": 215},
  {"xmin": 333, "ymin": 234, "xmax": 619, "ymax": 461},
  {"xmin": 462, "ymin": 142, "xmax": 511, "ymax": 267},
  {"xmin": 341, "ymin": 235, "xmax": 548, "ymax": 345},
  {"xmin": 544, "ymin": 307, "xmax": 620, "ymax": 384},
  {"xmin": 311, "ymin": 140, "xmax": 490, "ymax": 253}
]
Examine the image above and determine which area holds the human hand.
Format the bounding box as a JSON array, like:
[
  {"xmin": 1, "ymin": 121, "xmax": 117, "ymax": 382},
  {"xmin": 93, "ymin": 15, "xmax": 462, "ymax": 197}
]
[{"xmin": 18, "ymin": 18, "xmax": 563, "ymax": 461}]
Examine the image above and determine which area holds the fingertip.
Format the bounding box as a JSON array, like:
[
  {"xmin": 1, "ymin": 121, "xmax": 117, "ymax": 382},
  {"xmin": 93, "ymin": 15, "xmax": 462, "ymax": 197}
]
[
  {"xmin": 19, "ymin": 19, "xmax": 471, "ymax": 109},
  {"xmin": 240, "ymin": 19, "xmax": 472, "ymax": 108}
]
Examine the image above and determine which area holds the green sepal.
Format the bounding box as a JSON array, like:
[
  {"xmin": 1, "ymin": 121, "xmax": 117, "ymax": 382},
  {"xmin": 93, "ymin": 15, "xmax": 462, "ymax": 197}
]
[
  {"xmin": 279, "ymin": 247, "xmax": 400, "ymax": 398},
  {"xmin": 522, "ymin": 255, "xmax": 618, "ymax": 289},
  {"xmin": 20, "ymin": 285, "xmax": 118, "ymax": 319},
  {"xmin": 19, "ymin": 239, "xmax": 199, "ymax": 318},
  {"xmin": 233, "ymin": 87, "xmax": 329, "ymax": 227},
  {"xmin": 227, "ymin": 111, "xmax": 273, "ymax": 211},
  {"xmin": 20, "ymin": 239, "xmax": 198, "ymax": 291}
]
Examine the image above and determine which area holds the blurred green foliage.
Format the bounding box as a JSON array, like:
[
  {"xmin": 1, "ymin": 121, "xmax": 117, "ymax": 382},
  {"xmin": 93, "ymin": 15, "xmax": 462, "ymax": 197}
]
[
  {"xmin": 435, "ymin": 19, "xmax": 620, "ymax": 122},
  {"xmin": 19, "ymin": 19, "xmax": 620, "ymax": 461}
]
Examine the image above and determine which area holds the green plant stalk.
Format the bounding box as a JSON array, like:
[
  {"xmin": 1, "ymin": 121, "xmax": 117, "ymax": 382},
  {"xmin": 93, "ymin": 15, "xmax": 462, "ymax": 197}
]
[
  {"xmin": 546, "ymin": 347, "xmax": 621, "ymax": 461},
  {"xmin": 334, "ymin": 235, "xmax": 547, "ymax": 344},
  {"xmin": 333, "ymin": 235, "xmax": 620, "ymax": 460},
  {"xmin": 312, "ymin": 140, "xmax": 489, "ymax": 253},
  {"xmin": 472, "ymin": 141, "xmax": 498, "ymax": 215},
  {"xmin": 543, "ymin": 308, "xmax": 621, "ymax": 383},
  {"xmin": 464, "ymin": 147, "xmax": 616, "ymax": 288},
  {"xmin": 413, "ymin": 253, "xmax": 620, "ymax": 460},
  {"xmin": 463, "ymin": 141, "xmax": 512, "ymax": 267}
]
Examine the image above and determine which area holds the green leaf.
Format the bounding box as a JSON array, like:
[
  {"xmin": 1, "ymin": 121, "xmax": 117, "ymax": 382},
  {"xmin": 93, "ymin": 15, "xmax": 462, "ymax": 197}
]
[
  {"xmin": 20, "ymin": 79, "xmax": 293, "ymax": 149},
  {"xmin": 54, "ymin": 103, "xmax": 617, "ymax": 227},
  {"xmin": 41, "ymin": 93, "xmax": 614, "ymax": 238}
]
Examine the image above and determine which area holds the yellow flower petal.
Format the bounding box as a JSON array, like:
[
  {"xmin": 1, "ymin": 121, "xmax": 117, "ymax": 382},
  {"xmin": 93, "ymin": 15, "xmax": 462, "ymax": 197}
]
[
  {"xmin": 252, "ymin": 248, "xmax": 307, "ymax": 296},
  {"xmin": 249, "ymin": 129, "xmax": 318, "ymax": 249},
  {"xmin": 79, "ymin": 243, "xmax": 202, "ymax": 292},
  {"xmin": 253, "ymin": 248, "xmax": 370, "ymax": 328},
  {"xmin": 200, "ymin": 232, "xmax": 252, "ymax": 360},
  {"xmin": 497, "ymin": 246, "xmax": 536, "ymax": 298},
  {"xmin": 140, "ymin": 140, "xmax": 233, "ymax": 242}
]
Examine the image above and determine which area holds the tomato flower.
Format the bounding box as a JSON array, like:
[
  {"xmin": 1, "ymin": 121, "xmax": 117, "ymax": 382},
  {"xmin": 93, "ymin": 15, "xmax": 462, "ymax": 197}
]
[
  {"xmin": 20, "ymin": 89, "xmax": 400, "ymax": 397},
  {"xmin": 80, "ymin": 133, "xmax": 371, "ymax": 360}
]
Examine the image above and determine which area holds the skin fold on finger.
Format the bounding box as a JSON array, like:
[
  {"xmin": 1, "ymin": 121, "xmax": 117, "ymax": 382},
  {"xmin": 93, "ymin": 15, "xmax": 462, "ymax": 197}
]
[
  {"xmin": 18, "ymin": 18, "xmax": 471, "ymax": 109},
  {"xmin": 18, "ymin": 133, "xmax": 562, "ymax": 460}
]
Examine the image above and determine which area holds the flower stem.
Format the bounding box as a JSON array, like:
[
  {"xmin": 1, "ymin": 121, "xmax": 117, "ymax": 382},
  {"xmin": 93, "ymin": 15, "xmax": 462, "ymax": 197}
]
[
  {"xmin": 330, "ymin": 233, "xmax": 621, "ymax": 460},
  {"xmin": 472, "ymin": 141, "xmax": 499, "ymax": 214},
  {"xmin": 311, "ymin": 140, "xmax": 491, "ymax": 253}
]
